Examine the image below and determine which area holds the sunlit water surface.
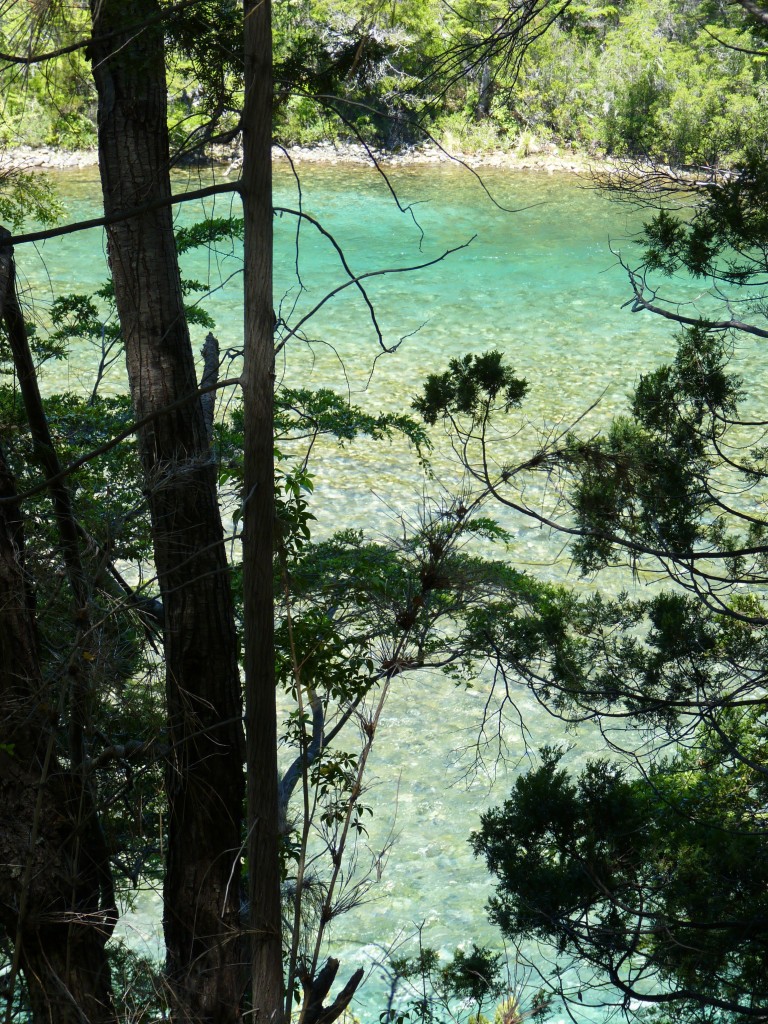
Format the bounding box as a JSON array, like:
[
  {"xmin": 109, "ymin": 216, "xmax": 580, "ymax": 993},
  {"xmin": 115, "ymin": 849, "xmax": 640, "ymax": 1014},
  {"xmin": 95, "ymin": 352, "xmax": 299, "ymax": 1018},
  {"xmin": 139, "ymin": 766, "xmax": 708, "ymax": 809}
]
[{"xmin": 19, "ymin": 160, "xmax": 760, "ymax": 1022}]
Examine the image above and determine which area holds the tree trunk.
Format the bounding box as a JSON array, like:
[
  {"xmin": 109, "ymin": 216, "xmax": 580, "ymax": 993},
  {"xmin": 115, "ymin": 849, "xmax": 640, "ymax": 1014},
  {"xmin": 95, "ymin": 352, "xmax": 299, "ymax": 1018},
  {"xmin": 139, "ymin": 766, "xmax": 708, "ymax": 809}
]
[
  {"xmin": 87, "ymin": 4, "xmax": 246, "ymax": 1020},
  {"xmin": 0, "ymin": 748, "xmax": 117, "ymax": 1024},
  {"xmin": 474, "ymin": 59, "xmax": 493, "ymax": 119},
  {"xmin": 0, "ymin": 390, "xmax": 116, "ymax": 1023},
  {"xmin": 242, "ymin": 0, "xmax": 283, "ymax": 1019}
]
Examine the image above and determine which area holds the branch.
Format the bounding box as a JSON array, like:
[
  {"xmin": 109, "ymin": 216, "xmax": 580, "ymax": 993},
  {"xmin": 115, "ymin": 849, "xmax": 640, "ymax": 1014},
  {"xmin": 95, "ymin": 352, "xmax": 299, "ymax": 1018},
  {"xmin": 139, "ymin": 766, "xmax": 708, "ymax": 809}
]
[
  {"xmin": 301, "ymin": 959, "xmax": 365, "ymax": 1024},
  {"xmin": 3, "ymin": 181, "xmax": 241, "ymax": 247},
  {"xmin": 425, "ymin": 0, "xmax": 572, "ymax": 97},
  {"xmin": 0, "ymin": 229, "xmax": 88, "ymax": 606},
  {"xmin": 602, "ymin": 955, "xmax": 768, "ymax": 1019},
  {"xmin": 277, "ymin": 691, "xmax": 324, "ymax": 828},
  {"xmin": 0, "ymin": 38, "xmax": 90, "ymax": 66},
  {"xmin": 592, "ymin": 161, "xmax": 730, "ymax": 206},
  {"xmin": 469, "ymin": 442, "xmax": 768, "ymax": 574},
  {"xmin": 0, "ymin": 0, "xmax": 205, "ymax": 67},
  {"xmin": 273, "ymin": 205, "xmax": 387, "ymax": 351},
  {"xmin": 274, "ymin": 219, "xmax": 476, "ymax": 353},
  {"xmin": 731, "ymin": 0, "xmax": 768, "ymax": 28},
  {"xmin": 702, "ymin": 25, "xmax": 768, "ymax": 56},
  {"xmin": 0, "ymin": 226, "xmax": 97, "ymax": 777},
  {"xmin": 624, "ymin": 267, "xmax": 768, "ymax": 338},
  {"xmin": 199, "ymin": 332, "xmax": 220, "ymax": 443},
  {"xmin": 307, "ymin": 90, "xmax": 544, "ymax": 216},
  {"xmin": 89, "ymin": 738, "xmax": 166, "ymax": 770}
]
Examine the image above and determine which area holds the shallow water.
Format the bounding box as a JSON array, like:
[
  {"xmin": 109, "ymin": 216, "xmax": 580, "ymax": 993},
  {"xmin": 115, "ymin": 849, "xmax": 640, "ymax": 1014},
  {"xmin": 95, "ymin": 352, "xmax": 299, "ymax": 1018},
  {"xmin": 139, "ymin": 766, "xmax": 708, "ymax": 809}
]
[{"xmin": 16, "ymin": 160, "xmax": 733, "ymax": 1021}]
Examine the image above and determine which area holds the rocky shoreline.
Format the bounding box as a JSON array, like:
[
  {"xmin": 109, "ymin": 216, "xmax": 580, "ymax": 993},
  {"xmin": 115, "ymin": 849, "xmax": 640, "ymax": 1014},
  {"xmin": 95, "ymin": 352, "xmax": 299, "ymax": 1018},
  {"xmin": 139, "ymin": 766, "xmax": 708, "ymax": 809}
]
[
  {"xmin": 1, "ymin": 139, "xmax": 596, "ymax": 176},
  {"xmin": 274, "ymin": 140, "xmax": 593, "ymax": 174},
  {"xmin": 0, "ymin": 145, "xmax": 100, "ymax": 171}
]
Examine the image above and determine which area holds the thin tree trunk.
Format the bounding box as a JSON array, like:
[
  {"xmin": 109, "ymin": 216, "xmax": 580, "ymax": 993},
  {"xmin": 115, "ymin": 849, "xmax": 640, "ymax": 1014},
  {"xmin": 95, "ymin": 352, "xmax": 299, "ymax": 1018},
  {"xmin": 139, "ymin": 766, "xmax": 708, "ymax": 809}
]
[
  {"xmin": 242, "ymin": 0, "xmax": 283, "ymax": 1019},
  {"xmin": 0, "ymin": 734, "xmax": 117, "ymax": 1024},
  {"xmin": 0, "ymin": 225, "xmax": 96, "ymax": 771},
  {"xmin": 87, "ymin": 3, "xmax": 246, "ymax": 1020},
  {"xmin": 0, "ymin": 232, "xmax": 118, "ymax": 1024},
  {"xmin": 0, "ymin": 463, "xmax": 117, "ymax": 1024},
  {"xmin": 0, "ymin": 246, "xmax": 116, "ymax": 1021},
  {"xmin": 475, "ymin": 60, "xmax": 493, "ymax": 118}
]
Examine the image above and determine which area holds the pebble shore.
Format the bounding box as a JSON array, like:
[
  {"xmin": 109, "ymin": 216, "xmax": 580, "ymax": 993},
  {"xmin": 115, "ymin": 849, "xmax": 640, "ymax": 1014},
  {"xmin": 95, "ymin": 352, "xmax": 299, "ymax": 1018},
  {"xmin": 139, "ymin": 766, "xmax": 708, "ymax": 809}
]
[
  {"xmin": 1, "ymin": 140, "xmax": 595, "ymax": 176},
  {"xmin": 0, "ymin": 145, "xmax": 100, "ymax": 171},
  {"xmin": 272, "ymin": 140, "xmax": 592, "ymax": 174}
]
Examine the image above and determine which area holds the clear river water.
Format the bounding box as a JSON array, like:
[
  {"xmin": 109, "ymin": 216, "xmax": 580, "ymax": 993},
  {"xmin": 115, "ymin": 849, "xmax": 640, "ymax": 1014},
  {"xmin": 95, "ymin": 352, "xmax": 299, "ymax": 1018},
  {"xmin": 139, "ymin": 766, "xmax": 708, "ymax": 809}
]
[{"xmin": 18, "ymin": 159, "xmax": 716, "ymax": 1022}]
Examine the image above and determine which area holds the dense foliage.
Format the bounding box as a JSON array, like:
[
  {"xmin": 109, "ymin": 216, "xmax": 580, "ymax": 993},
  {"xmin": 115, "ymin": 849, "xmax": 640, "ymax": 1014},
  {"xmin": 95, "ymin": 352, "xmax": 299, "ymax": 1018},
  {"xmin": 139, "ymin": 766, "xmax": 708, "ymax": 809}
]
[
  {"xmin": 473, "ymin": 734, "xmax": 768, "ymax": 1023},
  {"xmin": 3, "ymin": 0, "xmax": 768, "ymax": 163},
  {"xmin": 412, "ymin": 70, "xmax": 768, "ymax": 1017}
]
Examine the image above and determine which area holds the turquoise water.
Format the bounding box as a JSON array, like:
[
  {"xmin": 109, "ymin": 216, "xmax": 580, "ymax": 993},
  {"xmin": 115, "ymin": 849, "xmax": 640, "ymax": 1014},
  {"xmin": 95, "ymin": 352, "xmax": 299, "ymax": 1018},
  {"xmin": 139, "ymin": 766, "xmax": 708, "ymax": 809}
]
[{"xmin": 19, "ymin": 161, "xmax": 705, "ymax": 1021}]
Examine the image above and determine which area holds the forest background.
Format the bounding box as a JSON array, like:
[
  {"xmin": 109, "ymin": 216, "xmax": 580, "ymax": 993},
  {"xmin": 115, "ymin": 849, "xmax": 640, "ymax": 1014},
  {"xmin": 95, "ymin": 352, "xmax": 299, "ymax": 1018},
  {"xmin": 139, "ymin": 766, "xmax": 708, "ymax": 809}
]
[
  {"xmin": 2, "ymin": 2, "xmax": 768, "ymax": 1024},
  {"xmin": 4, "ymin": 0, "xmax": 768, "ymax": 167}
]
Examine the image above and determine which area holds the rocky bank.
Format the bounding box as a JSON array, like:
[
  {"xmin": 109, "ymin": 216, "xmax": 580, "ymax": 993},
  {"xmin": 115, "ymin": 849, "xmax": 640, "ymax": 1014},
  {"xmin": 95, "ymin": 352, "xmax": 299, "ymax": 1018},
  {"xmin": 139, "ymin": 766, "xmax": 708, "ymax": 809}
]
[{"xmin": 1, "ymin": 139, "xmax": 595, "ymax": 176}]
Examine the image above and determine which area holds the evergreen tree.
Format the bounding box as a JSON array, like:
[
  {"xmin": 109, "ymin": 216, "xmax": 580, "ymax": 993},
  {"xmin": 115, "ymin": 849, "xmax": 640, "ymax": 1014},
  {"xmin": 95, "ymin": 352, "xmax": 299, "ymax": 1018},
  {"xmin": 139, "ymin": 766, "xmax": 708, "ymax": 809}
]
[{"xmin": 414, "ymin": 13, "xmax": 768, "ymax": 1012}]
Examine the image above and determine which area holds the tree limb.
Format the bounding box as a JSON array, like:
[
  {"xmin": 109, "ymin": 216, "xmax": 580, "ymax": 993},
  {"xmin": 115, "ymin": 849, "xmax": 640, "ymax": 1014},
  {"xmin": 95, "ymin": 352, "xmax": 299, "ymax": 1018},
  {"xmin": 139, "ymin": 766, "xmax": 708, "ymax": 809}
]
[
  {"xmin": 0, "ymin": 0, "xmax": 204, "ymax": 67},
  {"xmin": 3, "ymin": 181, "xmax": 241, "ymax": 248},
  {"xmin": 300, "ymin": 959, "xmax": 365, "ymax": 1024},
  {"xmin": 200, "ymin": 332, "xmax": 220, "ymax": 443},
  {"xmin": 732, "ymin": 0, "xmax": 768, "ymax": 28}
]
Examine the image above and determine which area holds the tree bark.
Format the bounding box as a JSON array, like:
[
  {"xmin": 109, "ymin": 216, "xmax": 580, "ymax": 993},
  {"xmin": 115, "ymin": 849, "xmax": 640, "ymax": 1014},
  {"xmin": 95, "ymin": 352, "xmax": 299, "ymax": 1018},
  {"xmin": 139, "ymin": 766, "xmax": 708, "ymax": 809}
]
[
  {"xmin": 87, "ymin": 3, "xmax": 246, "ymax": 1021},
  {"xmin": 0, "ymin": 745, "xmax": 117, "ymax": 1024},
  {"xmin": 242, "ymin": 0, "xmax": 283, "ymax": 1019}
]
